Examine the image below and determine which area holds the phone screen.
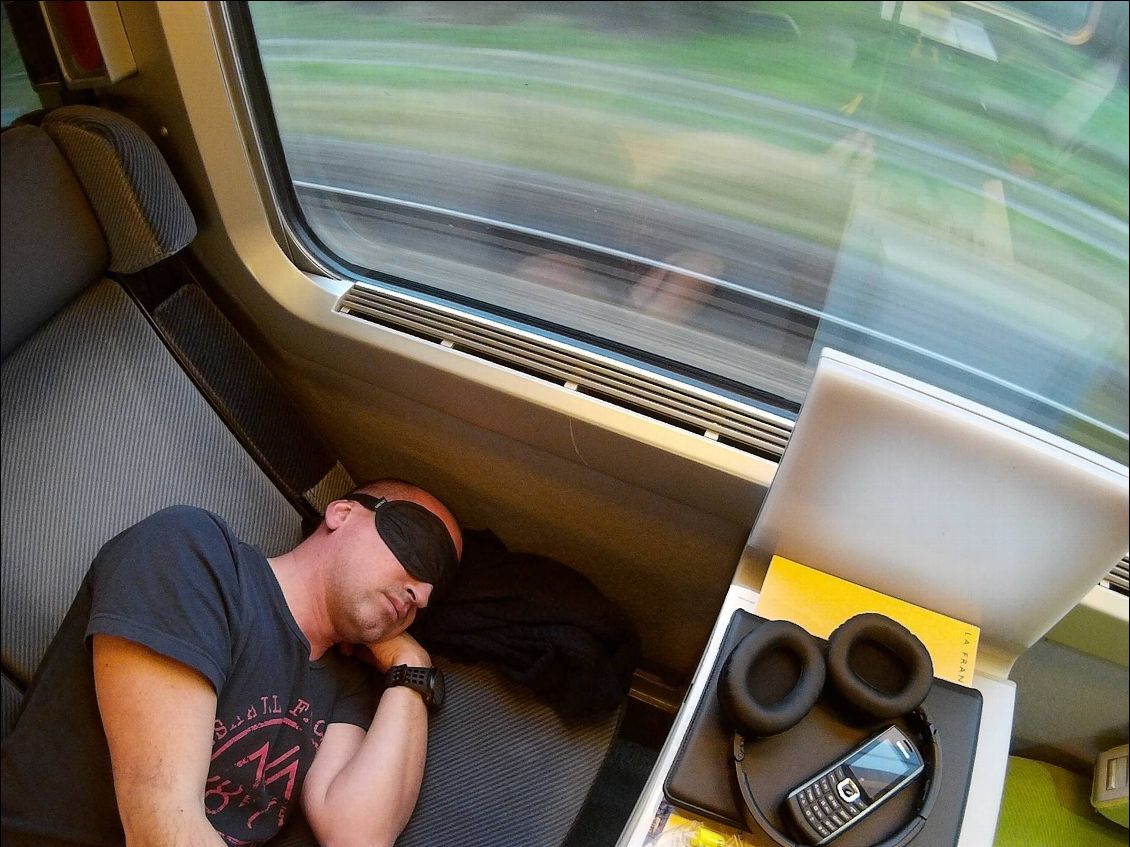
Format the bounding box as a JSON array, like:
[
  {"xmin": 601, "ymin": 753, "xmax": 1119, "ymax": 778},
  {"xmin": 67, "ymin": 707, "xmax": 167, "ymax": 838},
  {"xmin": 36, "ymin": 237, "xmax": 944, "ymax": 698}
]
[{"xmin": 846, "ymin": 736, "xmax": 921, "ymax": 800}]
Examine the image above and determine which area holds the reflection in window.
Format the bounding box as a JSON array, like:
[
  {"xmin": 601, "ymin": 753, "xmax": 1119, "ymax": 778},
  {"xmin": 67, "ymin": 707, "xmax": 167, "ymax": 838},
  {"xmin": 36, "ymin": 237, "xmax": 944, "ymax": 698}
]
[
  {"xmin": 247, "ymin": 1, "xmax": 1128, "ymax": 463},
  {"xmin": 1, "ymin": 4, "xmax": 40, "ymax": 126}
]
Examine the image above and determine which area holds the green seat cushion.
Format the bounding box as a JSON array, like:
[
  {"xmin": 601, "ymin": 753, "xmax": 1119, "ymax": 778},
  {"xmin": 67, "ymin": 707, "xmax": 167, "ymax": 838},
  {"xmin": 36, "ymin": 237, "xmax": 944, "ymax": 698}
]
[{"xmin": 995, "ymin": 756, "xmax": 1127, "ymax": 846}]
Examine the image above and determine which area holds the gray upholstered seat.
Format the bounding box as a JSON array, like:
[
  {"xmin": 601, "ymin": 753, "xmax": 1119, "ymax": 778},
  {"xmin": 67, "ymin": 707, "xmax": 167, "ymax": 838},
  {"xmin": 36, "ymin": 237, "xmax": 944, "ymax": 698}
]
[
  {"xmin": 1, "ymin": 108, "xmax": 620, "ymax": 846},
  {"xmin": 0, "ymin": 114, "xmax": 301, "ymax": 731}
]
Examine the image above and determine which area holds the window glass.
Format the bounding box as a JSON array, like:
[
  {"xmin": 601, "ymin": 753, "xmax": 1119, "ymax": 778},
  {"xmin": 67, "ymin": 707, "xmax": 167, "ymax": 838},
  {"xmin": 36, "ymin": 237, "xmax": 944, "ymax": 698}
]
[
  {"xmin": 1, "ymin": 3, "xmax": 40, "ymax": 126},
  {"xmin": 246, "ymin": 1, "xmax": 1128, "ymax": 463}
]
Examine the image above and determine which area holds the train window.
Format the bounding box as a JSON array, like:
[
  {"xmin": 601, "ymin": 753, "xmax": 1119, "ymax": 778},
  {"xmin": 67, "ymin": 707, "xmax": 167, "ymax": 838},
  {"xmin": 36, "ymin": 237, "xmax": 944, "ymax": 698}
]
[
  {"xmin": 1, "ymin": 4, "xmax": 40, "ymax": 126},
  {"xmin": 236, "ymin": 1, "xmax": 1128, "ymax": 464}
]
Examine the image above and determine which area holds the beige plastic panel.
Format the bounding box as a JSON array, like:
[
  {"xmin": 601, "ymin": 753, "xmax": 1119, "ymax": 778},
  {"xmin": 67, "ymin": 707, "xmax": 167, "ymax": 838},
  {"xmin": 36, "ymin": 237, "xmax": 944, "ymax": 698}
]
[{"xmin": 747, "ymin": 348, "xmax": 1129, "ymax": 671}]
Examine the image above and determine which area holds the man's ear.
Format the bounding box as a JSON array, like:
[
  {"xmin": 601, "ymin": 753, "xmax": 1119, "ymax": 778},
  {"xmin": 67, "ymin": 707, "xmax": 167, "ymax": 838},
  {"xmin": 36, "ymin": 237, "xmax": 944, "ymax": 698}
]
[{"xmin": 323, "ymin": 499, "xmax": 354, "ymax": 530}]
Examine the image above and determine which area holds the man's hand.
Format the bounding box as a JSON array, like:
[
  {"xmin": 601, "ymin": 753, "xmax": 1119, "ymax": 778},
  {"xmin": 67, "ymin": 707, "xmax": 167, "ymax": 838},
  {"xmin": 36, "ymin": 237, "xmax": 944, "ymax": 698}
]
[
  {"xmin": 365, "ymin": 633, "xmax": 431, "ymax": 671},
  {"xmin": 338, "ymin": 633, "xmax": 431, "ymax": 671}
]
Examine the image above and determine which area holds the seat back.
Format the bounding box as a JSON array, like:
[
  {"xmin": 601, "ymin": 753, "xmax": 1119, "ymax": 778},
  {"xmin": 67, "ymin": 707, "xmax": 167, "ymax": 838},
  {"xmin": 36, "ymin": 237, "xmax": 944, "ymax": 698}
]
[{"xmin": 1, "ymin": 122, "xmax": 107, "ymax": 359}]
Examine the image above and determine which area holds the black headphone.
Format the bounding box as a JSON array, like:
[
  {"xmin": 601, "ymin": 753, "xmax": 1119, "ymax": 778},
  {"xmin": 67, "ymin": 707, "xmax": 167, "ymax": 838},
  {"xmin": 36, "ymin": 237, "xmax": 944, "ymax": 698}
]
[{"xmin": 718, "ymin": 614, "xmax": 941, "ymax": 847}]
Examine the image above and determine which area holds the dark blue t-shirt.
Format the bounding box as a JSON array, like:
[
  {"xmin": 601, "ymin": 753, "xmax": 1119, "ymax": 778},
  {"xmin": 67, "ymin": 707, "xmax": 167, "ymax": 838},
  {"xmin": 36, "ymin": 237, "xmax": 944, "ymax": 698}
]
[{"xmin": 1, "ymin": 506, "xmax": 375, "ymax": 846}]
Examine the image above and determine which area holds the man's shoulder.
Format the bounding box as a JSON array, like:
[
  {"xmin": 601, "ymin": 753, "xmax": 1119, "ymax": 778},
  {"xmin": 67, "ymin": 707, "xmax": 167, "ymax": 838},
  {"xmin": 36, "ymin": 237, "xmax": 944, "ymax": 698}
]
[
  {"xmin": 89, "ymin": 506, "xmax": 260, "ymax": 620},
  {"xmin": 95, "ymin": 506, "xmax": 246, "ymax": 573},
  {"xmin": 131, "ymin": 505, "xmax": 235, "ymax": 541}
]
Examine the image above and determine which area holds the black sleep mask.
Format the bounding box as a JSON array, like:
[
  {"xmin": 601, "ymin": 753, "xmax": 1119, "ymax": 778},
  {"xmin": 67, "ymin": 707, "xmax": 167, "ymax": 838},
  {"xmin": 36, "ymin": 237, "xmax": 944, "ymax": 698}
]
[{"xmin": 346, "ymin": 492, "xmax": 458, "ymax": 587}]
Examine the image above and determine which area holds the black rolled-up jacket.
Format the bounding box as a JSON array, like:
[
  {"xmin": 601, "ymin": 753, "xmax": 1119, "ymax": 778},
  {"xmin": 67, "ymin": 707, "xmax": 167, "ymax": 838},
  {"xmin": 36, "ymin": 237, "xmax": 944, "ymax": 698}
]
[{"xmin": 412, "ymin": 529, "xmax": 641, "ymax": 718}]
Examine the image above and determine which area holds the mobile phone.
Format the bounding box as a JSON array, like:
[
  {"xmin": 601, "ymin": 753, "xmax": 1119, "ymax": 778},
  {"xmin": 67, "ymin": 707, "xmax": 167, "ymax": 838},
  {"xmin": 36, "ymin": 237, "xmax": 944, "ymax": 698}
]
[{"xmin": 781, "ymin": 725, "xmax": 924, "ymax": 845}]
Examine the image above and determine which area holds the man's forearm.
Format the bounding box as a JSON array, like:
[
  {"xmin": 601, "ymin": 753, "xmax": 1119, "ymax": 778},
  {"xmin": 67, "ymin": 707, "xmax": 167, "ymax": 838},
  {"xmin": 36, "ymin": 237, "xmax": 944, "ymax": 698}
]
[{"xmin": 305, "ymin": 686, "xmax": 429, "ymax": 847}]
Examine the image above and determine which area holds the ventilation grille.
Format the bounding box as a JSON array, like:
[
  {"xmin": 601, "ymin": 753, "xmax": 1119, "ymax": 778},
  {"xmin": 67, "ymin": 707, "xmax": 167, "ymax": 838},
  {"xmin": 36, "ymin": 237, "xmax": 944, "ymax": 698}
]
[
  {"xmin": 339, "ymin": 283, "xmax": 793, "ymax": 460},
  {"xmin": 339, "ymin": 283, "xmax": 1130, "ymax": 597},
  {"xmin": 1104, "ymin": 557, "xmax": 1129, "ymax": 596}
]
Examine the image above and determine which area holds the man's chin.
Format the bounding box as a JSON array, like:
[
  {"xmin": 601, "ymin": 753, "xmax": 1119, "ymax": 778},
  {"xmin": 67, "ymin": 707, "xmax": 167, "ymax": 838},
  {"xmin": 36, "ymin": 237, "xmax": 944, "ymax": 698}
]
[{"xmin": 364, "ymin": 622, "xmax": 405, "ymax": 645}]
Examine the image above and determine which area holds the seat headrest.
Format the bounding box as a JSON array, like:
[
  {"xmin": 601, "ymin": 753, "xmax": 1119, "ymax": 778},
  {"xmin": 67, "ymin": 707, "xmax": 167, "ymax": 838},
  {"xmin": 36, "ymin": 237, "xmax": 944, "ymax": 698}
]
[{"xmin": 42, "ymin": 106, "xmax": 197, "ymax": 274}]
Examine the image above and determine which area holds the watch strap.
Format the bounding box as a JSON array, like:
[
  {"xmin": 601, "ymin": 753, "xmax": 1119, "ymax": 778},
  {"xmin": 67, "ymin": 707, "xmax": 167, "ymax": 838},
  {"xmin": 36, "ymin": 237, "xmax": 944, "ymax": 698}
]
[{"xmin": 384, "ymin": 664, "xmax": 437, "ymax": 707}]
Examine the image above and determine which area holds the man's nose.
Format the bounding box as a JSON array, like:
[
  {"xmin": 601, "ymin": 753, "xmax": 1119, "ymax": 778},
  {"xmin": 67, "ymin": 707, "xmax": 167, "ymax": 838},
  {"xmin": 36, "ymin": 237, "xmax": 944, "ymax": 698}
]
[{"xmin": 408, "ymin": 580, "xmax": 433, "ymax": 608}]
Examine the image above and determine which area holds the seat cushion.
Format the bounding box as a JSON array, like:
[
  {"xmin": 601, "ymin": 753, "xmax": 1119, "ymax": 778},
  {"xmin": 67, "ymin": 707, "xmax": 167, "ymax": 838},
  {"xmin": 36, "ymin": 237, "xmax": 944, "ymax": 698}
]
[
  {"xmin": 399, "ymin": 660, "xmax": 621, "ymax": 847},
  {"xmin": 994, "ymin": 756, "xmax": 1127, "ymax": 846},
  {"xmin": 271, "ymin": 658, "xmax": 622, "ymax": 847},
  {"xmin": 1, "ymin": 279, "xmax": 301, "ymax": 710}
]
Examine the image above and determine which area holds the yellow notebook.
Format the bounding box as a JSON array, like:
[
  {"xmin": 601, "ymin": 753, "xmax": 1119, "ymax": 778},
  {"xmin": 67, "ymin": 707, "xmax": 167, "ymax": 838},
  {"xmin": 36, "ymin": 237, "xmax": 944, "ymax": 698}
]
[
  {"xmin": 646, "ymin": 807, "xmax": 758, "ymax": 846},
  {"xmin": 755, "ymin": 556, "xmax": 980, "ymax": 686}
]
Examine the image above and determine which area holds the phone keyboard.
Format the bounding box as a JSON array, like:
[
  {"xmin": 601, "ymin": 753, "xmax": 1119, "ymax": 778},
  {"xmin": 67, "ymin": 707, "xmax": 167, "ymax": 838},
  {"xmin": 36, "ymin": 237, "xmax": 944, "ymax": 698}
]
[{"xmin": 794, "ymin": 767, "xmax": 867, "ymax": 840}]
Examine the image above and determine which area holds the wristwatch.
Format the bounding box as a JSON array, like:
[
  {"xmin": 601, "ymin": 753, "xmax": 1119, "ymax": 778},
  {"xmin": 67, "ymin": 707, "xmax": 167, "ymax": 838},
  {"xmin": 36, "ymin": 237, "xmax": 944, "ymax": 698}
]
[{"xmin": 383, "ymin": 664, "xmax": 445, "ymax": 711}]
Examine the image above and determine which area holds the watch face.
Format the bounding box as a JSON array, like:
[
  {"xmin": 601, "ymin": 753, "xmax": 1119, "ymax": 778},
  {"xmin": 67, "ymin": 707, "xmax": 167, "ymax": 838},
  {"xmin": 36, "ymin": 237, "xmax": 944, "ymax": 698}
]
[{"xmin": 430, "ymin": 667, "xmax": 446, "ymax": 708}]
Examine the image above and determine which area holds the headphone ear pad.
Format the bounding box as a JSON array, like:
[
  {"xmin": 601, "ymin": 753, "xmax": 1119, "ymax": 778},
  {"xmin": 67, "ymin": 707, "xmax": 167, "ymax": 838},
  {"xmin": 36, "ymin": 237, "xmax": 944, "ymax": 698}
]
[
  {"xmin": 718, "ymin": 620, "xmax": 826, "ymax": 738},
  {"xmin": 826, "ymin": 613, "xmax": 934, "ymax": 720}
]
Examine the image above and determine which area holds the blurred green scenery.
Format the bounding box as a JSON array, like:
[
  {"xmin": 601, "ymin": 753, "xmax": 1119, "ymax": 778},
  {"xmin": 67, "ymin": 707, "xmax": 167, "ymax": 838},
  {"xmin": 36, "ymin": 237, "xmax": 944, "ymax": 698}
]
[
  {"xmin": 250, "ymin": 1, "xmax": 1127, "ymax": 214},
  {"xmin": 250, "ymin": 2, "xmax": 1126, "ymax": 299}
]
